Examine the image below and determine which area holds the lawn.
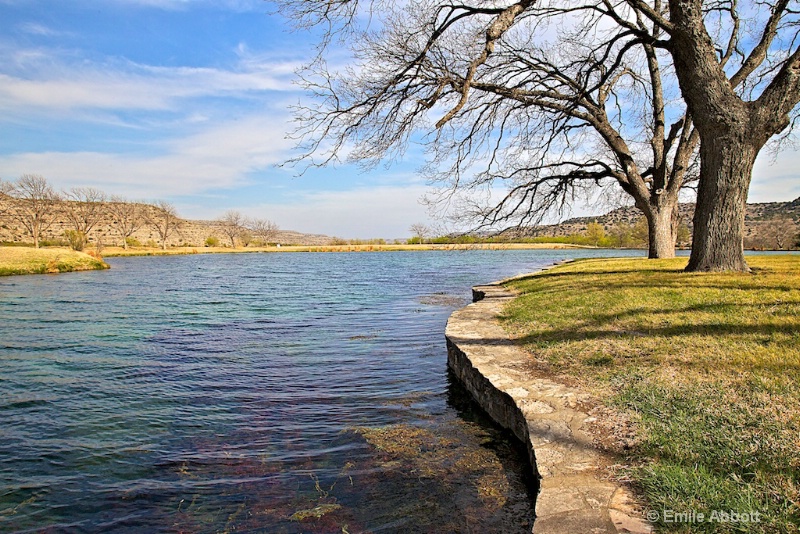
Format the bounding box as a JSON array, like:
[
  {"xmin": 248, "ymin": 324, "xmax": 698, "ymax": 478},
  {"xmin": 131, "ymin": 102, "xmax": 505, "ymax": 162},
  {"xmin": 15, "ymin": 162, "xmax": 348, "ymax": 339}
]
[
  {"xmin": 502, "ymin": 256, "xmax": 799, "ymax": 533},
  {"xmin": 0, "ymin": 246, "xmax": 110, "ymax": 276}
]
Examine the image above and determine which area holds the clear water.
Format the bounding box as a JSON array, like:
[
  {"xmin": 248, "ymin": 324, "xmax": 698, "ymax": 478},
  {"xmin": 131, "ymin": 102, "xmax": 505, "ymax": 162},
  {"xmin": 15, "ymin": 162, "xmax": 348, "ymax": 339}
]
[{"xmin": 0, "ymin": 249, "xmax": 643, "ymax": 533}]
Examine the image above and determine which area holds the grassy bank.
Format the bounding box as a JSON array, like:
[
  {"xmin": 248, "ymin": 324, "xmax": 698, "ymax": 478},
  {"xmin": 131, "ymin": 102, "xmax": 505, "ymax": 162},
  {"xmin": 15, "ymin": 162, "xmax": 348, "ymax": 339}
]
[
  {"xmin": 0, "ymin": 247, "xmax": 110, "ymax": 276},
  {"xmin": 501, "ymin": 256, "xmax": 799, "ymax": 533},
  {"xmin": 101, "ymin": 242, "xmax": 589, "ymax": 257}
]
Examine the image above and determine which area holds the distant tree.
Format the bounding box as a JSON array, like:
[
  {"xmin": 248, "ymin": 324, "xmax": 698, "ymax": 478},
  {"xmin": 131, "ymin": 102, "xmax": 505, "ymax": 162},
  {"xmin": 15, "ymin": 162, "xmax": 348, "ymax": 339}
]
[
  {"xmin": 63, "ymin": 230, "xmax": 87, "ymax": 251},
  {"xmin": 409, "ymin": 223, "xmax": 431, "ymax": 244},
  {"xmin": 585, "ymin": 222, "xmax": 606, "ymax": 247},
  {"xmin": 609, "ymin": 223, "xmax": 634, "ymax": 248},
  {"xmin": 6, "ymin": 174, "xmax": 61, "ymax": 248},
  {"xmin": 0, "ymin": 179, "xmax": 12, "ymax": 222},
  {"xmin": 107, "ymin": 196, "xmax": 147, "ymax": 250},
  {"xmin": 675, "ymin": 222, "xmax": 692, "ymax": 248},
  {"xmin": 146, "ymin": 201, "xmax": 182, "ymax": 250},
  {"xmin": 239, "ymin": 229, "xmax": 254, "ymax": 247},
  {"xmin": 630, "ymin": 219, "xmax": 650, "ymax": 248},
  {"xmin": 769, "ymin": 218, "xmax": 797, "ymax": 250},
  {"xmin": 249, "ymin": 218, "xmax": 280, "ymax": 245},
  {"xmin": 218, "ymin": 210, "xmax": 246, "ymax": 248},
  {"xmin": 61, "ymin": 187, "xmax": 107, "ymax": 251}
]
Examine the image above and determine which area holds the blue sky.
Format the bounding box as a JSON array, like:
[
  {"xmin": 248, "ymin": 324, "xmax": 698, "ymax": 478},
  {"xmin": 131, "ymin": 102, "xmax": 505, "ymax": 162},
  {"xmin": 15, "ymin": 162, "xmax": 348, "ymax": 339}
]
[{"xmin": 1, "ymin": 0, "xmax": 798, "ymax": 238}]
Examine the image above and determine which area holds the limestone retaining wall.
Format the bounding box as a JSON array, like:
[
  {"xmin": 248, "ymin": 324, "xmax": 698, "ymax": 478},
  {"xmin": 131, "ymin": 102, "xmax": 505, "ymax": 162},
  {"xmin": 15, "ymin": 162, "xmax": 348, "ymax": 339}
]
[{"xmin": 445, "ymin": 277, "xmax": 651, "ymax": 534}]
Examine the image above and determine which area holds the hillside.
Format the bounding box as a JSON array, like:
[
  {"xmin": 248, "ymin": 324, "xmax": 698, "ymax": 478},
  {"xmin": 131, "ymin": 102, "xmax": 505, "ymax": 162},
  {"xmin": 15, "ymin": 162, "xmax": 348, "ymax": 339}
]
[
  {"xmin": 0, "ymin": 197, "xmax": 335, "ymax": 248},
  {"xmin": 503, "ymin": 198, "xmax": 800, "ymax": 249}
]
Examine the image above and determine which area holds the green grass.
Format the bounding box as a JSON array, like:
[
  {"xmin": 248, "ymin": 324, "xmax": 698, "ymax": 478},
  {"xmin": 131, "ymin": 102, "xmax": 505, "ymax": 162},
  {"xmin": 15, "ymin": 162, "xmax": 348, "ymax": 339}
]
[
  {"xmin": 0, "ymin": 246, "xmax": 110, "ymax": 275},
  {"xmin": 502, "ymin": 256, "xmax": 800, "ymax": 533}
]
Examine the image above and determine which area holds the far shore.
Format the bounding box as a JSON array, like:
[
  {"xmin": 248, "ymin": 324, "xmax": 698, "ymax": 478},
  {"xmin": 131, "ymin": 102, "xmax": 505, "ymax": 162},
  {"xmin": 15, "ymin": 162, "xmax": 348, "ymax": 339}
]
[{"xmin": 99, "ymin": 242, "xmax": 595, "ymax": 257}]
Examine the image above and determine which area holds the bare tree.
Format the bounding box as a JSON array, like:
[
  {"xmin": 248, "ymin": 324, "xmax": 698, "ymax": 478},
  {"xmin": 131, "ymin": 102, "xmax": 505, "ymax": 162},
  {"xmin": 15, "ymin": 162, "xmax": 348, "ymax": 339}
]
[
  {"xmin": 409, "ymin": 223, "xmax": 432, "ymax": 244},
  {"xmin": 6, "ymin": 174, "xmax": 61, "ymax": 248},
  {"xmin": 0, "ymin": 179, "xmax": 12, "ymax": 221},
  {"xmin": 249, "ymin": 218, "xmax": 280, "ymax": 245},
  {"xmin": 107, "ymin": 196, "xmax": 146, "ymax": 249},
  {"xmin": 284, "ymin": 0, "xmax": 699, "ymax": 259},
  {"xmin": 218, "ymin": 210, "xmax": 247, "ymax": 248},
  {"xmin": 61, "ymin": 187, "xmax": 107, "ymax": 251},
  {"xmin": 283, "ymin": 0, "xmax": 800, "ymax": 270},
  {"xmin": 146, "ymin": 201, "xmax": 182, "ymax": 250},
  {"xmin": 660, "ymin": 0, "xmax": 800, "ymax": 270},
  {"xmin": 766, "ymin": 218, "xmax": 797, "ymax": 250}
]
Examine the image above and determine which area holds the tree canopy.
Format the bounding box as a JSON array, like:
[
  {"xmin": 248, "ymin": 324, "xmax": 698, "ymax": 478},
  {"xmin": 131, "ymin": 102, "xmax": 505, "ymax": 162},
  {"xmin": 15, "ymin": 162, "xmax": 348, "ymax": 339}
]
[{"xmin": 282, "ymin": 0, "xmax": 800, "ymax": 270}]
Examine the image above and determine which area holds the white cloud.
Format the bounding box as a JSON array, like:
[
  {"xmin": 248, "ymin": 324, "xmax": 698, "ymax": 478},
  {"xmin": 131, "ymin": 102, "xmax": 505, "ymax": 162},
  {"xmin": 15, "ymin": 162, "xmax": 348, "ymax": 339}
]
[
  {"xmin": 0, "ymin": 54, "xmax": 298, "ymax": 114},
  {"xmin": 751, "ymin": 148, "xmax": 800, "ymax": 203},
  {"xmin": 17, "ymin": 22, "xmax": 70, "ymax": 37},
  {"xmin": 0, "ymin": 114, "xmax": 295, "ymax": 197}
]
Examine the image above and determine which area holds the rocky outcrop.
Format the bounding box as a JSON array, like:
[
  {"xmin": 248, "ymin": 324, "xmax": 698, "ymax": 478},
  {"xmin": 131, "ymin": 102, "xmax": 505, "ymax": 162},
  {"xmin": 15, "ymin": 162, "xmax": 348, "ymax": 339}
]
[{"xmin": 445, "ymin": 279, "xmax": 651, "ymax": 534}]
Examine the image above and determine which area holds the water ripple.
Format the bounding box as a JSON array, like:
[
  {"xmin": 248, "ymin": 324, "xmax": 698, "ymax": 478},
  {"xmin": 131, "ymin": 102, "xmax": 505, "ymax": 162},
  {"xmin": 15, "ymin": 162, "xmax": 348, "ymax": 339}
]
[{"xmin": 0, "ymin": 249, "xmax": 643, "ymax": 532}]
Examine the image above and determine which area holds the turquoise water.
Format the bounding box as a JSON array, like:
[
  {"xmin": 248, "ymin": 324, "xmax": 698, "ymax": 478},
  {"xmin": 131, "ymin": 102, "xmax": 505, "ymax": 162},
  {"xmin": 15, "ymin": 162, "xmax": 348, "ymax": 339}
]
[{"xmin": 0, "ymin": 249, "xmax": 643, "ymax": 532}]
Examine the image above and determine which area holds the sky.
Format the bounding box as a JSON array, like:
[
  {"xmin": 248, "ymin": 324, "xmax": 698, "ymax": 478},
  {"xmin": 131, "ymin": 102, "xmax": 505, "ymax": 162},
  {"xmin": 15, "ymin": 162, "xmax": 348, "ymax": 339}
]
[{"xmin": 0, "ymin": 0, "xmax": 798, "ymax": 239}]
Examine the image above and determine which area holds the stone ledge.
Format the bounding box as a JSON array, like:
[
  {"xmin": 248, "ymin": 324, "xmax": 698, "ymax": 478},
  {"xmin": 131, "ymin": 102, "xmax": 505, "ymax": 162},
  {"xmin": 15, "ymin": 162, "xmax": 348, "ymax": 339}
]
[{"xmin": 445, "ymin": 277, "xmax": 652, "ymax": 534}]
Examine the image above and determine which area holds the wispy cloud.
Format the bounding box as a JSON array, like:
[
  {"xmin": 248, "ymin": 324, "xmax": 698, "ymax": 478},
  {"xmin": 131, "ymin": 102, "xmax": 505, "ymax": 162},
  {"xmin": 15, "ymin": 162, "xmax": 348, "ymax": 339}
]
[
  {"xmin": 99, "ymin": 0, "xmax": 265, "ymax": 12},
  {"xmin": 752, "ymin": 151, "xmax": 800, "ymax": 202},
  {"xmin": 17, "ymin": 22, "xmax": 71, "ymax": 37},
  {"xmin": 0, "ymin": 113, "xmax": 295, "ymax": 197},
  {"xmin": 0, "ymin": 50, "xmax": 299, "ymax": 114}
]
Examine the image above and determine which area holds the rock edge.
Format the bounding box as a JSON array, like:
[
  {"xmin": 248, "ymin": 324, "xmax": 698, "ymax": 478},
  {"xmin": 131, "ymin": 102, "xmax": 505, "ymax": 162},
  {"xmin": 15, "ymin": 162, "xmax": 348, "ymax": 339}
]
[{"xmin": 445, "ymin": 270, "xmax": 652, "ymax": 534}]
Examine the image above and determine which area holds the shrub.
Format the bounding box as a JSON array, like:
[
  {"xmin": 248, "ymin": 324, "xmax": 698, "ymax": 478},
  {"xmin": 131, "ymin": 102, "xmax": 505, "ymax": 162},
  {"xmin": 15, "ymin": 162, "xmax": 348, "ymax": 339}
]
[{"xmin": 205, "ymin": 236, "xmax": 220, "ymax": 247}]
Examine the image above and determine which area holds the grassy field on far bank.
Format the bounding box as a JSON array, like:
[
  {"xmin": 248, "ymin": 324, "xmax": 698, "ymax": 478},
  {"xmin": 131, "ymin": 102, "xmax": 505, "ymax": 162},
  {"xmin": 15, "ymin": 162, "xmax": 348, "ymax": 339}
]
[
  {"xmin": 502, "ymin": 256, "xmax": 799, "ymax": 533},
  {"xmin": 0, "ymin": 247, "xmax": 109, "ymax": 276}
]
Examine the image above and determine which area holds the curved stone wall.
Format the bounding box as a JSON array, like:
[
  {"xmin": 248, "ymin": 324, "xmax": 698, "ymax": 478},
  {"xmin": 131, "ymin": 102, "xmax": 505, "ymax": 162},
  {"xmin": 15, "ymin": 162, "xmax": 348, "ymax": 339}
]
[{"xmin": 445, "ymin": 280, "xmax": 651, "ymax": 534}]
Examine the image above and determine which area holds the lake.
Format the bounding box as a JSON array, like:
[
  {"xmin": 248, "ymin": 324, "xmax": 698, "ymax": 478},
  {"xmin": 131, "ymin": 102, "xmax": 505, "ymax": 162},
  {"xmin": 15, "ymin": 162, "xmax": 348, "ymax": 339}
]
[{"xmin": 0, "ymin": 249, "xmax": 644, "ymax": 533}]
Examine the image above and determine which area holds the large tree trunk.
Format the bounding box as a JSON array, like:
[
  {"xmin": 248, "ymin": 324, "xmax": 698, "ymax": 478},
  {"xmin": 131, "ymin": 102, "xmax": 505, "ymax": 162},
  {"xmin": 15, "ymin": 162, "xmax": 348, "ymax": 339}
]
[
  {"xmin": 686, "ymin": 134, "xmax": 757, "ymax": 272},
  {"xmin": 645, "ymin": 200, "xmax": 679, "ymax": 259}
]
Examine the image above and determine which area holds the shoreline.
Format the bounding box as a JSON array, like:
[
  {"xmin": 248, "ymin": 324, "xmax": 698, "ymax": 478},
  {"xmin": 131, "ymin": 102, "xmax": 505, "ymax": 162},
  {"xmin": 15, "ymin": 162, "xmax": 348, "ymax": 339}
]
[
  {"xmin": 483, "ymin": 256, "xmax": 799, "ymax": 533},
  {"xmin": 100, "ymin": 242, "xmax": 595, "ymax": 257},
  {"xmin": 445, "ymin": 268, "xmax": 651, "ymax": 533},
  {"xmin": 0, "ymin": 247, "xmax": 109, "ymax": 276}
]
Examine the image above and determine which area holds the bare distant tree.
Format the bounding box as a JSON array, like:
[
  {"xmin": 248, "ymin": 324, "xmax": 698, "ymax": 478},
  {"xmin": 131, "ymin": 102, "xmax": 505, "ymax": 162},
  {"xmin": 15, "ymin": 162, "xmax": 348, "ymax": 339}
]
[
  {"xmin": 409, "ymin": 223, "xmax": 431, "ymax": 244},
  {"xmin": 218, "ymin": 210, "xmax": 247, "ymax": 248},
  {"xmin": 6, "ymin": 174, "xmax": 61, "ymax": 248},
  {"xmin": 146, "ymin": 200, "xmax": 182, "ymax": 250},
  {"xmin": 107, "ymin": 196, "xmax": 146, "ymax": 249},
  {"xmin": 61, "ymin": 187, "xmax": 107, "ymax": 250},
  {"xmin": 769, "ymin": 218, "xmax": 797, "ymax": 250},
  {"xmin": 249, "ymin": 218, "xmax": 280, "ymax": 245},
  {"xmin": 0, "ymin": 179, "xmax": 12, "ymax": 220}
]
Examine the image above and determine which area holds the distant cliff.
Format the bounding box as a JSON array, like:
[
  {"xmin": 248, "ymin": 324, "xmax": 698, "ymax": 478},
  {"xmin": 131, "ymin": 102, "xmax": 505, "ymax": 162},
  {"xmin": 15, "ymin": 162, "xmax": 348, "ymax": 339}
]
[
  {"xmin": 0, "ymin": 197, "xmax": 335, "ymax": 248},
  {"xmin": 501, "ymin": 198, "xmax": 800, "ymax": 249}
]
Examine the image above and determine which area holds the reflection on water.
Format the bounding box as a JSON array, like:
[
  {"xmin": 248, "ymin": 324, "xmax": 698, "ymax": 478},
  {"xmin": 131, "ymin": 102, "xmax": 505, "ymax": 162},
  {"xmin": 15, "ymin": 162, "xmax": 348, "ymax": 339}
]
[{"xmin": 0, "ymin": 249, "xmax": 642, "ymax": 532}]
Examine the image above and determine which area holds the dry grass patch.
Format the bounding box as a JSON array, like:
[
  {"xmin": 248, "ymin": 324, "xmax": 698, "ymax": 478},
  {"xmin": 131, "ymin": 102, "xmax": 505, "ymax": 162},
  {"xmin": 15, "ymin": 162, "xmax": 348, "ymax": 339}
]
[
  {"xmin": 0, "ymin": 246, "xmax": 109, "ymax": 276},
  {"xmin": 503, "ymin": 256, "xmax": 800, "ymax": 533}
]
